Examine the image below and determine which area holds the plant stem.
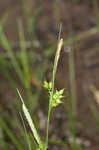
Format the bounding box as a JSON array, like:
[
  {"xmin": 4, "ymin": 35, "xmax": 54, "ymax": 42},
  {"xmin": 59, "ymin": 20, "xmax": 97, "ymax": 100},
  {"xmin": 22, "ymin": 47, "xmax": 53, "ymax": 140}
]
[
  {"xmin": 68, "ymin": 46, "xmax": 77, "ymax": 117},
  {"xmin": 46, "ymin": 39, "xmax": 63, "ymax": 147}
]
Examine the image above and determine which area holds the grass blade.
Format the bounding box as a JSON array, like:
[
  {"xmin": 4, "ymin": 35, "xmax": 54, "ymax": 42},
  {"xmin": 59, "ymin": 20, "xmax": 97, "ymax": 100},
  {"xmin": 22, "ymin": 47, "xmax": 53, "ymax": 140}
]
[
  {"xmin": 0, "ymin": 117, "xmax": 24, "ymax": 150},
  {"xmin": 17, "ymin": 89, "xmax": 42, "ymax": 146}
]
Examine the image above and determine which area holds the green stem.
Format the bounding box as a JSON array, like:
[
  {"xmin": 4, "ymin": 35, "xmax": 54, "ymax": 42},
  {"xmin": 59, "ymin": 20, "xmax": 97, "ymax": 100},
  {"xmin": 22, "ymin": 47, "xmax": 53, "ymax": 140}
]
[{"xmin": 46, "ymin": 39, "xmax": 63, "ymax": 147}]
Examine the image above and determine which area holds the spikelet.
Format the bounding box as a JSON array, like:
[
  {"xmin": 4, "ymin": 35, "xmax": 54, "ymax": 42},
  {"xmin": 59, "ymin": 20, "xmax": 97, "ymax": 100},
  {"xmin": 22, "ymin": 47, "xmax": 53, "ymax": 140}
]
[{"xmin": 55, "ymin": 39, "xmax": 63, "ymax": 70}]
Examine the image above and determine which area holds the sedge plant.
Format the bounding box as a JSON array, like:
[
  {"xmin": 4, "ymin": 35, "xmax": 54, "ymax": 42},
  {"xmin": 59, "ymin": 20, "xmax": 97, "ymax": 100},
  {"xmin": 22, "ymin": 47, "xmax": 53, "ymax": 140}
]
[{"xmin": 17, "ymin": 38, "xmax": 64, "ymax": 150}]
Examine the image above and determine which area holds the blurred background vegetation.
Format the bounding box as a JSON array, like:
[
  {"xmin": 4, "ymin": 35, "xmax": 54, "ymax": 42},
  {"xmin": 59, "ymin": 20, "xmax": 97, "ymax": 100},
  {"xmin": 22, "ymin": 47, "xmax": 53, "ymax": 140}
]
[{"xmin": 0, "ymin": 0, "xmax": 99, "ymax": 150}]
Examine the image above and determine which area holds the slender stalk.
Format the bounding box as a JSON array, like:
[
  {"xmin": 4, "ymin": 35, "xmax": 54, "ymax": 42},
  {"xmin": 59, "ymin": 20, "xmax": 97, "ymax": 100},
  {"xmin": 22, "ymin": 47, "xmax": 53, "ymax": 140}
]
[
  {"xmin": 68, "ymin": 46, "xmax": 77, "ymax": 117},
  {"xmin": 46, "ymin": 39, "xmax": 63, "ymax": 146}
]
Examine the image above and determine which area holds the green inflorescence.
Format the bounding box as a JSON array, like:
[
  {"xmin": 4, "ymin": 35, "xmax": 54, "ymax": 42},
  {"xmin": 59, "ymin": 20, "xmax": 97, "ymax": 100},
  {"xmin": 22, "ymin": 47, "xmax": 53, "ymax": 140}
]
[{"xmin": 44, "ymin": 81, "xmax": 64, "ymax": 108}]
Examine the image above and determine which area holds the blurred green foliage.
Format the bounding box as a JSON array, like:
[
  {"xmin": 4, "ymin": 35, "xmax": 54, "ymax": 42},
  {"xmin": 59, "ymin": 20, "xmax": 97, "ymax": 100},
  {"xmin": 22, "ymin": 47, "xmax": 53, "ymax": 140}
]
[{"xmin": 0, "ymin": 0, "xmax": 99, "ymax": 150}]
